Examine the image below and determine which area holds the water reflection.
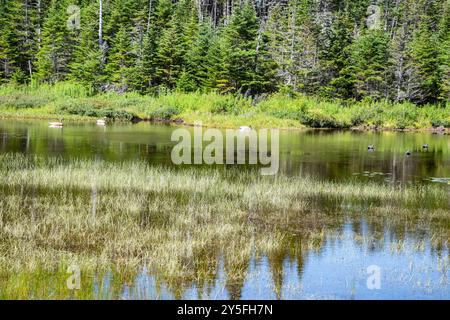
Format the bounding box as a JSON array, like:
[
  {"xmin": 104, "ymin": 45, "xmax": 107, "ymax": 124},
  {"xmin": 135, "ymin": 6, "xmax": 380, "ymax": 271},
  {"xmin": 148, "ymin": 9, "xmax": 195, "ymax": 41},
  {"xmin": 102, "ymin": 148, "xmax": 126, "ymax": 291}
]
[
  {"xmin": 1, "ymin": 120, "xmax": 450, "ymax": 299},
  {"xmin": 1, "ymin": 120, "xmax": 450, "ymax": 183},
  {"xmin": 77, "ymin": 219, "xmax": 450, "ymax": 300}
]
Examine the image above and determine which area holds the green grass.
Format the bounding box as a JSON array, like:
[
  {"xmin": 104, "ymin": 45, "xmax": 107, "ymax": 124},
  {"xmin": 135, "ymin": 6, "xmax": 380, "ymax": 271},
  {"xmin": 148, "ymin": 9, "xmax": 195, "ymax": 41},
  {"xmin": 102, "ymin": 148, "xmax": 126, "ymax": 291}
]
[
  {"xmin": 1, "ymin": 153, "xmax": 450, "ymax": 298},
  {"xmin": 1, "ymin": 153, "xmax": 449, "ymax": 288},
  {"xmin": 1, "ymin": 82, "xmax": 450, "ymax": 128}
]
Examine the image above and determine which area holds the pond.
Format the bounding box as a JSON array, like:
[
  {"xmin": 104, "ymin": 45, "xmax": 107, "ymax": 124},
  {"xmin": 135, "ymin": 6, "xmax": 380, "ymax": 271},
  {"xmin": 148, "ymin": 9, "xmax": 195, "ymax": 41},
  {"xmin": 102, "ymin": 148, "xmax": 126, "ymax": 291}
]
[
  {"xmin": 2, "ymin": 120, "xmax": 450, "ymax": 183},
  {"xmin": 1, "ymin": 119, "xmax": 450, "ymax": 300}
]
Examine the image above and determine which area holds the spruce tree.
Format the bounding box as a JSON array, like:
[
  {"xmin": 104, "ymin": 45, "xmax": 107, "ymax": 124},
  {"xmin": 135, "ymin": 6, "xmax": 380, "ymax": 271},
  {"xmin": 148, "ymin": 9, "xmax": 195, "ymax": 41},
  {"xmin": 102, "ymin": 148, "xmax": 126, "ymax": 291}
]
[
  {"xmin": 35, "ymin": 0, "xmax": 76, "ymax": 83},
  {"xmin": 344, "ymin": 30, "xmax": 390, "ymax": 101},
  {"xmin": 104, "ymin": 25, "xmax": 136, "ymax": 91},
  {"xmin": 318, "ymin": 9, "xmax": 354, "ymax": 99},
  {"xmin": 204, "ymin": 29, "xmax": 225, "ymax": 91},
  {"xmin": 184, "ymin": 20, "xmax": 214, "ymax": 90},
  {"xmin": 409, "ymin": 0, "xmax": 443, "ymax": 103},
  {"xmin": 155, "ymin": 1, "xmax": 189, "ymax": 89},
  {"xmin": 0, "ymin": 0, "xmax": 40, "ymax": 82},
  {"xmin": 69, "ymin": 2, "xmax": 103, "ymax": 88},
  {"xmin": 438, "ymin": 0, "xmax": 450, "ymax": 102},
  {"xmin": 218, "ymin": 2, "xmax": 275, "ymax": 95},
  {"xmin": 0, "ymin": 0, "xmax": 447, "ymax": 103}
]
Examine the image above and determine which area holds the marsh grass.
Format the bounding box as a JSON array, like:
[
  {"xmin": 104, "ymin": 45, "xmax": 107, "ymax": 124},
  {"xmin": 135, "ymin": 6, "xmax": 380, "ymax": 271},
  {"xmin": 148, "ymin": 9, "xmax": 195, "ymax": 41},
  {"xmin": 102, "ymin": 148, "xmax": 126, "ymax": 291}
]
[
  {"xmin": 1, "ymin": 83, "xmax": 449, "ymax": 128},
  {"xmin": 0, "ymin": 153, "xmax": 449, "ymax": 298}
]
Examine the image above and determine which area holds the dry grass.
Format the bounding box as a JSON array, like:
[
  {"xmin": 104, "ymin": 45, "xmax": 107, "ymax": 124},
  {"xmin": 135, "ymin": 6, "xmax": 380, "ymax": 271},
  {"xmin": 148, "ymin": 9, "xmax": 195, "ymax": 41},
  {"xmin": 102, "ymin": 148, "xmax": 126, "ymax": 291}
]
[{"xmin": 0, "ymin": 153, "xmax": 449, "ymax": 298}]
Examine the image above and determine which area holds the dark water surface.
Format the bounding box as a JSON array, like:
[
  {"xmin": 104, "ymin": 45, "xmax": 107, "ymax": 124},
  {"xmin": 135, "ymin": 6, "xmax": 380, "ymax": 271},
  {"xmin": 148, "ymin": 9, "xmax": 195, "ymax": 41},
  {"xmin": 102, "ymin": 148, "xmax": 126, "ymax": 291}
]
[
  {"xmin": 2, "ymin": 120, "xmax": 450, "ymax": 183},
  {"xmin": 1, "ymin": 120, "xmax": 450, "ymax": 299}
]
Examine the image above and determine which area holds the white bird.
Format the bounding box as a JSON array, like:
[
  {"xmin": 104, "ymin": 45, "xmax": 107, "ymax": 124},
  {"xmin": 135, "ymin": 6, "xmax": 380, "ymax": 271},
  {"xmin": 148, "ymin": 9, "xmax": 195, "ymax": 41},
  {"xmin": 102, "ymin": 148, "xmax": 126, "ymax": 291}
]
[
  {"xmin": 49, "ymin": 119, "xmax": 63, "ymax": 127},
  {"xmin": 239, "ymin": 126, "xmax": 252, "ymax": 132},
  {"xmin": 96, "ymin": 119, "xmax": 107, "ymax": 126}
]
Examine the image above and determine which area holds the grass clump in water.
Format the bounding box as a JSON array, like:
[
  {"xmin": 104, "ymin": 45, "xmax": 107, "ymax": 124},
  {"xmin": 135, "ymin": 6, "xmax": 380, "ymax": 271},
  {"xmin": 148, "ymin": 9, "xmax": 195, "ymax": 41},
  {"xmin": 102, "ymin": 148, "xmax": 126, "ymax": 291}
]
[{"xmin": 0, "ymin": 153, "xmax": 449, "ymax": 298}]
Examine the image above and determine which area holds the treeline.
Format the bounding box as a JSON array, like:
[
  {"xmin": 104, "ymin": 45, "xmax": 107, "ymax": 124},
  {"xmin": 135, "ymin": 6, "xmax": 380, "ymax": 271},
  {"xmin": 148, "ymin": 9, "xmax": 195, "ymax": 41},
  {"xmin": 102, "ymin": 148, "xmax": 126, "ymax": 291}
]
[{"xmin": 0, "ymin": 0, "xmax": 449, "ymax": 104}]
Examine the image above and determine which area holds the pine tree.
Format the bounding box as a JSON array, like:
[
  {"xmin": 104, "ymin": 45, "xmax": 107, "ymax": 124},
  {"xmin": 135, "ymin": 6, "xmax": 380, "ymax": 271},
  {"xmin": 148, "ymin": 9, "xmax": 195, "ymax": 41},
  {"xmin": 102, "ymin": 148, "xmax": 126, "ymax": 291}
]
[
  {"xmin": 218, "ymin": 2, "xmax": 275, "ymax": 95},
  {"xmin": 0, "ymin": 0, "xmax": 40, "ymax": 82},
  {"xmin": 69, "ymin": 2, "xmax": 103, "ymax": 88},
  {"xmin": 104, "ymin": 26, "xmax": 136, "ymax": 91},
  {"xmin": 438, "ymin": 0, "xmax": 450, "ymax": 102},
  {"xmin": 35, "ymin": 0, "xmax": 76, "ymax": 83},
  {"xmin": 344, "ymin": 30, "xmax": 390, "ymax": 101},
  {"xmin": 155, "ymin": 1, "xmax": 189, "ymax": 88},
  {"xmin": 409, "ymin": 0, "xmax": 443, "ymax": 103}
]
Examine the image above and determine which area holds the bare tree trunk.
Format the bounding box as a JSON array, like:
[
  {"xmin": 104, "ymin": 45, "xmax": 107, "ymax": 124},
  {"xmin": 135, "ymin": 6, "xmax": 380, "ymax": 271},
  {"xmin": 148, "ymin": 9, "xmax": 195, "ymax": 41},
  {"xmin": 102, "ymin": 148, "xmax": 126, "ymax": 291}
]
[
  {"xmin": 99, "ymin": 0, "xmax": 103, "ymax": 47},
  {"xmin": 147, "ymin": 0, "xmax": 153, "ymax": 33},
  {"xmin": 197, "ymin": 0, "xmax": 203, "ymax": 22},
  {"xmin": 288, "ymin": 4, "xmax": 297, "ymax": 88},
  {"xmin": 213, "ymin": 0, "xmax": 217, "ymax": 26},
  {"xmin": 24, "ymin": 0, "xmax": 32, "ymax": 77},
  {"xmin": 37, "ymin": 0, "xmax": 42, "ymax": 48},
  {"xmin": 225, "ymin": 0, "xmax": 232, "ymax": 25},
  {"xmin": 28, "ymin": 60, "xmax": 32, "ymax": 78}
]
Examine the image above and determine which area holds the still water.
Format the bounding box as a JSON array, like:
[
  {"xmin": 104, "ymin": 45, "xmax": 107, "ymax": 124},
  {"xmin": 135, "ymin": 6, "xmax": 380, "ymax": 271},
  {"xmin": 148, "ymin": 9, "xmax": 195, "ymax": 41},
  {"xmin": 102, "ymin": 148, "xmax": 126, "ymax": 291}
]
[
  {"xmin": 2, "ymin": 120, "xmax": 450, "ymax": 183},
  {"xmin": 1, "ymin": 120, "xmax": 450, "ymax": 299}
]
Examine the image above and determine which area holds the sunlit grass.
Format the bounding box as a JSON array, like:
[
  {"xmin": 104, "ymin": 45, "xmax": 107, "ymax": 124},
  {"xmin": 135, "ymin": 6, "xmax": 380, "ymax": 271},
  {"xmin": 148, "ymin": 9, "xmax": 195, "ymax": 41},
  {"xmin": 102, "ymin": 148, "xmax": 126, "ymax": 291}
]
[
  {"xmin": 1, "ymin": 83, "xmax": 449, "ymax": 128},
  {"xmin": 0, "ymin": 153, "xmax": 449, "ymax": 298},
  {"xmin": 0, "ymin": 154, "xmax": 448, "ymax": 264}
]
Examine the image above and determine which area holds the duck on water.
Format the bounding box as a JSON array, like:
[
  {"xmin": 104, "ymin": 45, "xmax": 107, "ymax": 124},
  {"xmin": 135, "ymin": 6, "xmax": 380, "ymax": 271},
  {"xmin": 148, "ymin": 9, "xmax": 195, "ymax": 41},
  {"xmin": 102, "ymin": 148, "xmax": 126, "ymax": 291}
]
[
  {"xmin": 97, "ymin": 118, "xmax": 107, "ymax": 126},
  {"xmin": 49, "ymin": 119, "xmax": 63, "ymax": 128}
]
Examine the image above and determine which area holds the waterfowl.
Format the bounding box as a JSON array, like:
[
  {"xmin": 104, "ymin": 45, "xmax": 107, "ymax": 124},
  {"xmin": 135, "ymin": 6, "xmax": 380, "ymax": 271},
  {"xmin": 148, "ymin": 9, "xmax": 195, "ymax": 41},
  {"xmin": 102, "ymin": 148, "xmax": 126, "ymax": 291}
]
[
  {"xmin": 239, "ymin": 126, "xmax": 252, "ymax": 132},
  {"xmin": 422, "ymin": 144, "xmax": 429, "ymax": 150},
  {"xmin": 96, "ymin": 118, "xmax": 107, "ymax": 126},
  {"xmin": 368, "ymin": 145, "xmax": 375, "ymax": 151},
  {"xmin": 49, "ymin": 119, "xmax": 63, "ymax": 127},
  {"xmin": 405, "ymin": 150, "xmax": 411, "ymax": 156}
]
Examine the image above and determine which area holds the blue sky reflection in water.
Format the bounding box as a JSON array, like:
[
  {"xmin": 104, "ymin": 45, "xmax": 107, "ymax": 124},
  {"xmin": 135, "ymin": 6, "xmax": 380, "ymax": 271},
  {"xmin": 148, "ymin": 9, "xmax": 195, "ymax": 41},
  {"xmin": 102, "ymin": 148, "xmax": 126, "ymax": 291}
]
[{"xmin": 90, "ymin": 221, "xmax": 449, "ymax": 300}]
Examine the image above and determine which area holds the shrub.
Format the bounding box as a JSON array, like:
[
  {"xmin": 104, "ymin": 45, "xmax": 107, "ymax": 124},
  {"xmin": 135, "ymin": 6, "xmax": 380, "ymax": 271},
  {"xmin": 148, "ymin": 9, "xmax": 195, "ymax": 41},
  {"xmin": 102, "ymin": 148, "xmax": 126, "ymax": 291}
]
[
  {"xmin": 431, "ymin": 119, "xmax": 450, "ymax": 127},
  {"xmin": 56, "ymin": 100, "xmax": 135, "ymax": 120},
  {"xmin": 0, "ymin": 94, "xmax": 50, "ymax": 109},
  {"xmin": 147, "ymin": 106, "xmax": 181, "ymax": 120},
  {"xmin": 209, "ymin": 95, "xmax": 249, "ymax": 115},
  {"xmin": 300, "ymin": 108, "xmax": 347, "ymax": 128}
]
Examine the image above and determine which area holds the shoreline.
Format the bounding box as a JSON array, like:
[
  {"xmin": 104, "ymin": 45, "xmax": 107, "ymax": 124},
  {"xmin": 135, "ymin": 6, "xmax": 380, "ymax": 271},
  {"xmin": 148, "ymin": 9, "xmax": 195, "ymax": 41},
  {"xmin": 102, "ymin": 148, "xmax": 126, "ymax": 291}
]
[
  {"xmin": 1, "ymin": 113, "xmax": 449, "ymax": 134},
  {"xmin": 1, "ymin": 84, "xmax": 449, "ymax": 133}
]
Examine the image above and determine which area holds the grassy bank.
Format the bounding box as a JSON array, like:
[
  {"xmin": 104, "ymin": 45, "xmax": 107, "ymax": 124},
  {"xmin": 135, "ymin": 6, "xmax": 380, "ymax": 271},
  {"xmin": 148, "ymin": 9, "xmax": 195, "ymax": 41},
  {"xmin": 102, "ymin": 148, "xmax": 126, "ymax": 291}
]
[
  {"xmin": 1, "ymin": 153, "xmax": 450, "ymax": 299},
  {"xmin": 1, "ymin": 83, "xmax": 450, "ymax": 129}
]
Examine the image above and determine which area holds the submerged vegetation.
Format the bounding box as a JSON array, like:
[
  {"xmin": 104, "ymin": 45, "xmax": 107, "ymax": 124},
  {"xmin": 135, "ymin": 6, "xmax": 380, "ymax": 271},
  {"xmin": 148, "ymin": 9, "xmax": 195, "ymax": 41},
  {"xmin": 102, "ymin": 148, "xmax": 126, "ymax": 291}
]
[
  {"xmin": 1, "ymin": 83, "xmax": 450, "ymax": 129},
  {"xmin": 1, "ymin": 153, "xmax": 449, "ymax": 298}
]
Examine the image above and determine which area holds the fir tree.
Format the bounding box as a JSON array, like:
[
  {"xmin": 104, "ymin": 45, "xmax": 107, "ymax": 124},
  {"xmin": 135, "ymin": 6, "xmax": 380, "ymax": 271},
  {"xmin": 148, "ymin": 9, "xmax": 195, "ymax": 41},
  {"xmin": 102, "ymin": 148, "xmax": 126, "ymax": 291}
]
[
  {"xmin": 0, "ymin": 0, "xmax": 40, "ymax": 82},
  {"xmin": 35, "ymin": 0, "xmax": 76, "ymax": 83},
  {"xmin": 409, "ymin": 0, "xmax": 443, "ymax": 103},
  {"xmin": 104, "ymin": 25, "xmax": 136, "ymax": 91},
  {"xmin": 69, "ymin": 2, "xmax": 103, "ymax": 88},
  {"xmin": 346, "ymin": 30, "xmax": 390, "ymax": 101},
  {"xmin": 155, "ymin": 1, "xmax": 189, "ymax": 88},
  {"xmin": 0, "ymin": 0, "xmax": 447, "ymax": 103}
]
